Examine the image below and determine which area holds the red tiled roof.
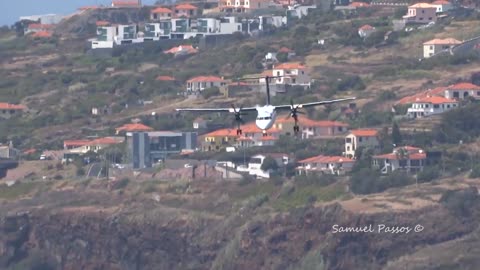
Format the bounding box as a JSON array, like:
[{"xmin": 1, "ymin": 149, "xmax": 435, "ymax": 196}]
[
  {"xmin": 175, "ymin": 3, "xmax": 198, "ymax": 10},
  {"xmin": 261, "ymin": 70, "xmax": 273, "ymax": 77},
  {"xmin": 350, "ymin": 129, "xmax": 378, "ymax": 137},
  {"xmin": 276, "ymin": 115, "xmax": 348, "ymax": 128},
  {"xmin": 64, "ymin": 140, "xmax": 91, "ymax": 147},
  {"xmin": 237, "ymin": 136, "xmax": 253, "ymax": 141},
  {"xmin": 423, "ymin": 38, "xmax": 461, "ymax": 45},
  {"xmin": 88, "ymin": 137, "xmax": 121, "ymax": 145},
  {"xmin": 413, "ymin": 96, "xmax": 457, "ymax": 104},
  {"xmin": 410, "ymin": 3, "xmax": 436, "ymax": 8},
  {"xmin": 447, "ymin": 82, "xmax": 480, "ymax": 90},
  {"xmin": 31, "ymin": 31, "xmax": 53, "ymax": 38},
  {"xmin": 359, "ymin": 24, "xmax": 374, "ymax": 31},
  {"xmin": 156, "ymin": 75, "xmax": 176, "ymax": 81},
  {"xmin": 96, "ymin": 20, "xmax": 110, "ymax": 26},
  {"xmin": 151, "ymin": 7, "xmax": 173, "ymax": 13},
  {"xmin": 259, "ymin": 135, "xmax": 277, "ymax": 141},
  {"xmin": 116, "ymin": 123, "xmax": 153, "ymax": 132},
  {"xmin": 278, "ymin": 47, "xmax": 292, "ymax": 53},
  {"xmin": 241, "ymin": 122, "xmax": 280, "ymax": 134},
  {"xmin": 299, "ymin": 155, "xmax": 355, "ymax": 164},
  {"xmin": 432, "ymin": 0, "xmax": 450, "ymax": 5},
  {"xmin": 112, "ymin": 0, "xmax": 141, "ymax": 7},
  {"xmin": 350, "ymin": 2, "xmax": 370, "ymax": 7},
  {"xmin": 0, "ymin": 103, "xmax": 26, "ymax": 110},
  {"xmin": 396, "ymin": 87, "xmax": 446, "ymax": 105},
  {"xmin": 204, "ymin": 122, "xmax": 279, "ymax": 137},
  {"xmin": 204, "ymin": 128, "xmax": 238, "ymax": 137},
  {"xmin": 187, "ymin": 75, "xmax": 225, "ymax": 83},
  {"xmin": 273, "ymin": 62, "xmax": 306, "ymax": 69}
]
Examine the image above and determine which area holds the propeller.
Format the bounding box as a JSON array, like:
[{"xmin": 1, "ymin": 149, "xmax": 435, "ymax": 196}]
[
  {"xmin": 231, "ymin": 104, "xmax": 247, "ymax": 128},
  {"xmin": 286, "ymin": 100, "xmax": 305, "ymax": 121}
]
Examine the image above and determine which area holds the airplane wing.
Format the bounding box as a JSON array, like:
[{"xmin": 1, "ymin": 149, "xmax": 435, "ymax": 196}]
[
  {"xmin": 175, "ymin": 106, "xmax": 257, "ymax": 112},
  {"xmin": 273, "ymin": 97, "xmax": 356, "ymax": 110}
]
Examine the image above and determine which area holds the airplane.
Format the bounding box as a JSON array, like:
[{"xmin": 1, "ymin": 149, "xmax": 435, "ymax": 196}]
[{"xmin": 176, "ymin": 76, "xmax": 356, "ymax": 136}]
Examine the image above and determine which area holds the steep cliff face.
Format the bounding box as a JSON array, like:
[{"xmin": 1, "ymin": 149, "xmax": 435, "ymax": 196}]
[{"xmin": 1, "ymin": 186, "xmax": 479, "ymax": 270}]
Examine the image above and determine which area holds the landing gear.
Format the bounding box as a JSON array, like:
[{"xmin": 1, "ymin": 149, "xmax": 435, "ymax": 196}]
[
  {"xmin": 237, "ymin": 128, "xmax": 242, "ymax": 135},
  {"xmin": 262, "ymin": 130, "xmax": 268, "ymax": 137},
  {"xmin": 293, "ymin": 125, "xmax": 300, "ymax": 134}
]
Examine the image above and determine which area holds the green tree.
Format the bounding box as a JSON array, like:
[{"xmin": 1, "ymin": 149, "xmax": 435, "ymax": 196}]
[
  {"xmin": 392, "ymin": 122, "xmax": 402, "ymax": 146},
  {"xmin": 201, "ymin": 87, "xmax": 221, "ymax": 99},
  {"xmin": 261, "ymin": 156, "xmax": 279, "ymax": 171},
  {"xmin": 276, "ymin": 52, "xmax": 288, "ymax": 63}
]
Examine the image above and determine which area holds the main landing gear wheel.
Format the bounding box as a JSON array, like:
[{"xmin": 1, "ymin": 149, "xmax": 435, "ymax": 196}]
[{"xmin": 237, "ymin": 129, "xmax": 242, "ymax": 135}]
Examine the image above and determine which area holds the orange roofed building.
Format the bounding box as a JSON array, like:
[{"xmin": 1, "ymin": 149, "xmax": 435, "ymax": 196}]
[
  {"xmin": 0, "ymin": 103, "xmax": 26, "ymax": 119},
  {"xmin": 63, "ymin": 137, "xmax": 124, "ymax": 154},
  {"xmin": 423, "ymin": 38, "xmax": 461, "ymax": 58},
  {"xmin": 344, "ymin": 129, "xmax": 379, "ymax": 158},
  {"xmin": 273, "ymin": 114, "xmax": 349, "ymax": 139},
  {"xmin": 444, "ymin": 82, "xmax": 480, "ymax": 100},
  {"xmin": 296, "ymin": 155, "xmax": 355, "ymax": 175},
  {"xmin": 406, "ymin": 95, "xmax": 458, "ymax": 119},
  {"xmin": 373, "ymin": 146, "xmax": 427, "ymax": 174},
  {"xmin": 201, "ymin": 122, "xmax": 279, "ymax": 151},
  {"xmin": 116, "ymin": 123, "xmax": 153, "ymax": 134},
  {"xmin": 270, "ymin": 62, "xmax": 311, "ymax": 88},
  {"xmin": 151, "ymin": 7, "xmax": 173, "ymax": 20},
  {"xmin": 111, "ymin": 0, "xmax": 142, "ymax": 8},
  {"xmin": 174, "ymin": 4, "xmax": 199, "ymax": 17}
]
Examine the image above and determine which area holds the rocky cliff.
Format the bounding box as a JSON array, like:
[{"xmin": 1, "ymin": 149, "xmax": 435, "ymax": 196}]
[{"xmin": 0, "ymin": 184, "xmax": 479, "ymax": 270}]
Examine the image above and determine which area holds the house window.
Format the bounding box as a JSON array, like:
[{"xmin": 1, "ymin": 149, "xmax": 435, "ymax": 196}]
[
  {"xmin": 411, "ymin": 160, "xmax": 420, "ymax": 166},
  {"xmin": 433, "ymin": 104, "xmax": 439, "ymax": 109},
  {"xmin": 345, "ymin": 138, "xmax": 352, "ymax": 143},
  {"xmin": 277, "ymin": 71, "xmax": 280, "ymax": 76},
  {"xmin": 422, "ymin": 10, "xmax": 425, "ymax": 13},
  {"xmin": 358, "ymin": 137, "xmax": 363, "ymax": 142},
  {"xmin": 477, "ymin": 91, "xmax": 480, "ymax": 96},
  {"xmin": 428, "ymin": 17, "xmax": 432, "ymax": 20},
  {"xmin": 430, "ymin": 45, "xmax": 433, "ymax": 50},
  {"xmin": 453, "ymin": 91, "xmax": 459, "ymax": 98},
  {"xmin": 399, "ymin": 160, "xmax": 407, "ymax": 167}
]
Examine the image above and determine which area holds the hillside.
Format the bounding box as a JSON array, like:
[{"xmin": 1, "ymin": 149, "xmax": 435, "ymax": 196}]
[
  {"xmin": 2, "ymin": 3, "xmax": 480, "ymax": 270},
  {"xmin": 1, "ymin": 175, "xmax": 480, "ymax": 269}
]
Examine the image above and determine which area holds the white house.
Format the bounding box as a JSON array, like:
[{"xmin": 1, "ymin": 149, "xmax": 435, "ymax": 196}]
[
  {"xmin": 431, "ymin": 0, "xmax": 453, "ymax": 13},
  {"xmin": 64, "ymin": 137, "xmax": 124, "ymax": 154},
  {"xmin": 296, "ymin": 155, "xmax": 355, "ymax": 175},
  {"xmin": 271, "ymin": 62, "xmax": 311, "ymax": 88},
  {"xmin": 237, "ymin": 153, "xmax": 289, "ymax": 179},
  {"xmin": 219, "ymin": 0, "xmax": 270, "ymax": 12},
  {"xmin": 406, "ymin": 96, "xmax": 458, "ymax": 119},
  {"xmin": 444, "ymin": 82, "xmax": 480, "ymax": 100},
  {"xmin": 423, "ymin": 38, "xmax": 461, "ymax": 58},
  {"xmin": 344, "ymin": 129, "xmax": 379, "ymax": 159},
  {"xmin": 91, "ymin": 25, "xmax": 116, "ymax": 49},
  {"xmin": 186, "ymin": 76, "xmax": 227, "ymax": 95},
  {"xmin": 358, "ymin": 24, "xmax": 376, "ymax": 38},
  {"xmin": 373, "ymin": 146, "xmax": 427, "ymax": 174}
]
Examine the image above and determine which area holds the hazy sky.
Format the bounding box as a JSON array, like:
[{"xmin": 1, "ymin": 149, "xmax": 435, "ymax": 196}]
[{"xmin": 0, "ymin": 0, "xmax": 157, "ymax": 26}]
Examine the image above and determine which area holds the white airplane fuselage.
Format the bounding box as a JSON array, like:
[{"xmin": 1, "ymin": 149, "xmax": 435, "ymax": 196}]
[{"xmin": 255, "ymin": 105, "xmax": 277, "ymax": 131}]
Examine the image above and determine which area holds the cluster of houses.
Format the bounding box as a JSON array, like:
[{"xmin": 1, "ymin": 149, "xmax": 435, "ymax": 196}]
[
  {"xmin": 90, "ymin": 2, "xmax": 315, "ymax": 49},
  {"xmin": 179, "ymin": 60, "xmax": 312, "ymax": 96},
  {"xmin": 396, "ymin": 82, "xmax": 480, "ymax": 118}
]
